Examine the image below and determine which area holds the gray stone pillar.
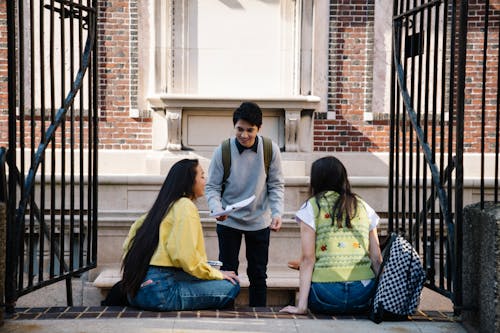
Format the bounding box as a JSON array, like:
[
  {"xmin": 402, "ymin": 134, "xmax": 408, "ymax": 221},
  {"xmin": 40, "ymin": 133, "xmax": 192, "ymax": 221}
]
[
  {"xmin": 462, "ymin": 202, "xmax": 500, "ymax": 333},
  {"xmin": 0, "ymin": 203, "xmax": 5, "ymax": 326}
]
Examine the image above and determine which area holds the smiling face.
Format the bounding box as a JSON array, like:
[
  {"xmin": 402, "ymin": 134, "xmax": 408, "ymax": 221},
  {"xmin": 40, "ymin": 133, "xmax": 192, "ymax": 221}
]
[
  {"xmin": 234, "ymin": 119, "xmax": 260, "ymax": 148},
  {"xmin": 192, "ymin": 164, "xmax": 206, "ymax": 199}
]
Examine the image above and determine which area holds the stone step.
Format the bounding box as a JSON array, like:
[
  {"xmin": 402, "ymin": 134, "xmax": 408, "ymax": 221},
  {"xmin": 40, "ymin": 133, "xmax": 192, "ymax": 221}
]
[
  {"xmin": 94, "ymin": 266, "xmax": 300, "ymax": 290},
  {"xmin": 93, "ymin": 266, "xmax": 300, "ymax": 307}
]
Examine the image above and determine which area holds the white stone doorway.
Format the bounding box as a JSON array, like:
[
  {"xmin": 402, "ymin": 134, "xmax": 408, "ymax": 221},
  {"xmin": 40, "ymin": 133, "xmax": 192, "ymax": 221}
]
[{"xmin": 137, "ymin": 0, "xmax": 329, "ymax": 152}]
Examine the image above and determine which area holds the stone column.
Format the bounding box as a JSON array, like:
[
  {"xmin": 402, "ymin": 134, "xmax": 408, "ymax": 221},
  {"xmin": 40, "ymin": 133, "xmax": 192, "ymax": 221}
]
[
  {"xmin": 462, "ymin": 202, "xmax": 500, "ymax": 333},
  {"xmin": 0, "ymin": 203, "xmax": 6, "ymax": 326}
]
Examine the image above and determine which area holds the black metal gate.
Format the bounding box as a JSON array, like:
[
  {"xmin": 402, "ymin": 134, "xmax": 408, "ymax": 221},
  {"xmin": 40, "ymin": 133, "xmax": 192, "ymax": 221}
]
[
  {"xmin": 1, "ymin": 0, "xmax": 98, "ymax": 311},
  {"xmin": 390, "ymin": 0, "xmax": 499, "ymax": 315}
]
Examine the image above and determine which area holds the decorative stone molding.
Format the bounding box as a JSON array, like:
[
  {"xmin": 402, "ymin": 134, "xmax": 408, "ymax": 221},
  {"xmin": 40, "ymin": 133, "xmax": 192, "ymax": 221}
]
[
  {"xmin": 166, "ymin": 107, "xmax": 182, "ymax": 151},
  {"xmin": 284, "ymin": 109, "xmax": 301, "ymax": 152},
  {"xmin": 148, "ymin": 94, "xmax": 320, "ymax": 152},
  {"xmin": 137, "ymin": 1, "xmax": 329, "ymax": 151},
  {"xmin": 151, "ymin": 109, "xmax": 167, "ymax": 151}
]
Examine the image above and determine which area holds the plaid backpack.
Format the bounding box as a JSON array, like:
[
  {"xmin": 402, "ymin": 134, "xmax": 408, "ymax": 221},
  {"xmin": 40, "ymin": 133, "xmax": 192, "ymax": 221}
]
[{"xmin": 370, "ymin": 233, "xmax": 426, "ymax": 323}]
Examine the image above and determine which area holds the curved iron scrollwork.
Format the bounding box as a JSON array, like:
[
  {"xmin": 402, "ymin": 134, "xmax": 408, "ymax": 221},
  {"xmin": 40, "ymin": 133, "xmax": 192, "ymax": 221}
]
[
  {"xmin": 17, "ymin": 4, "xmax": 97, "ymax": 226},
  {"xmin": 4, "ymin": 0, "xmax": 99, "ymax": 310},
  {"xmin": 44, "ymin": 0, "xmax": 92, "ymax": 29},
  {"xmin": 392, "ymin": 3, "xmax": 452, "ymax": 232},
  {"xmin": 390, "ymin": 0, "xmax": 459, "ymax": 307}
]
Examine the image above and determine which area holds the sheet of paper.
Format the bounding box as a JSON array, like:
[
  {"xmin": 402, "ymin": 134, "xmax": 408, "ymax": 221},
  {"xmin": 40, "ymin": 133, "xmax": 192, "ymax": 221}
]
[{"xmin": 209, "ymin": 195, "xmax": 256, "ymax": 217}]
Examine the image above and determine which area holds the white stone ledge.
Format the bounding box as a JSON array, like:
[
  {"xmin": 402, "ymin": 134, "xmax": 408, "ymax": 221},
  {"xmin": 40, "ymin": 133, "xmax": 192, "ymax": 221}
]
[
  {"xmin": 148, "ymin": 94, "xmax": 320, "ymax": 109},
  {"xmin": 26, "ymin": 173, "xmax": 499, "ymax": 188},
  {"xmin": 91, "ymin": 175, "xmax": 393, "ymax": 186}
]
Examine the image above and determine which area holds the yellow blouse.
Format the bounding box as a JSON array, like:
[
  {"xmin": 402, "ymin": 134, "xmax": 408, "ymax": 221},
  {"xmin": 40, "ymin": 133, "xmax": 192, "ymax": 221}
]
[{"xmin": 123, "ymin": 197, "xmax": 223, "ymax": 280}]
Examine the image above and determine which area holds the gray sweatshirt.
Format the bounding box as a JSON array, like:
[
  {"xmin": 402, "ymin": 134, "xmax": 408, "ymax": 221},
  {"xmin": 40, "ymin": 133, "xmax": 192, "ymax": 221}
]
[{"xmin": 205, "ymin": 136, "xmax": 285, "ymax": 231}]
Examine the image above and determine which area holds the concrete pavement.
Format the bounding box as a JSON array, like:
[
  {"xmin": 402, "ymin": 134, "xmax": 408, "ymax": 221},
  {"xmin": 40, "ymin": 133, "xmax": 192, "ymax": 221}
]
[{"xmin": 1, "ymin": 317, "xmax": 467, "ymax": 333}]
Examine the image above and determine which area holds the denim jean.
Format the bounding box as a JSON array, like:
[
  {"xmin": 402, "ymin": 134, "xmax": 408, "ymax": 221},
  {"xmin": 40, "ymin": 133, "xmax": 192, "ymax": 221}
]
[
  {"xmin": 308, "ymin": 278, "xmax": 376, "ymax": 314},
  {"xmin": 128, "ymin": 266, "xmax": 240, "ymax": 311},
  {"xmin": 216, "ymin": 224, "xmax": 270, "ymax": 307}
]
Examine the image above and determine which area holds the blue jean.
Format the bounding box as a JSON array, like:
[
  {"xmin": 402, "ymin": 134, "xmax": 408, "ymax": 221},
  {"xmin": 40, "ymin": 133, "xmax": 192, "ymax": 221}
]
[
  {"xmin": 308, "ymin": 279, "xmax": 376, "ymax": 314},
  {"xmin": 128, "ymin": 266, "xmax": 240, "ymax": 311},
  {"xmin": 216, "ymin": 224, "xmax": 270, "ymax": 307}
]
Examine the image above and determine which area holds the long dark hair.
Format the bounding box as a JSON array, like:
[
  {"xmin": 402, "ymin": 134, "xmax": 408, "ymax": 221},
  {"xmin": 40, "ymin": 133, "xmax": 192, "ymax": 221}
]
[
  {"xmin": 121, "ymin": 159, "xmax": 199, "ymax": 296},
  {"xmin": 309, "ymin": 156, "xmax": 357, "ymax": 228}
]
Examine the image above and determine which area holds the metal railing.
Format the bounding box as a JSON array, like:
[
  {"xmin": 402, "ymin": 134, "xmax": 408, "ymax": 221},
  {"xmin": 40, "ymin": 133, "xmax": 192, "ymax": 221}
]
[
  {"xmin": 390, "ymin": 0, "xmax": 500, "ymax": 315},
  {"xmin": 4, "ymin": 0, "xmax": 99, "ymax": 311}
]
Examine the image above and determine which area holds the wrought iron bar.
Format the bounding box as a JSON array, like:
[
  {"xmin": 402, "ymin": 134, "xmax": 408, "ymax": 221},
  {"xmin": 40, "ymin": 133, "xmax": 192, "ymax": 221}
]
[
  {"xmin": 28, "ymin": 0, "xmax": 36, "ymax": 288},
  {"xmin": 446, "ymin": 0, "xmax": 457, "ymax": 293},
  {"xmin": 453, "ymin": 0, "xmax": 468, "ymax": 315},
  {"xmin": 479, "ymin": 0, "xmax": 489, "ymax": 209},
  {"xmin": 39, "ymin": 0, "xmax": 47, "ymax": 285},
  {"xmin": 439, "ymin": 0, "xmax": 449, "ymax": 291},
  {"xmin": 69, "ymin": 0, "xmax": 76, "ymax": 274},
  {"xmin": 388, "ymin": 0, "xmax": 400, "ymax": 233},
  {"xmin": 429, "ymin": 0, "xmax": 442, "ymax": 289},
  {"xmin": 401, "ymin": 0, "xmax": 409, "ymax": 235},
  {"xmin": 5, "ymin": 0, "xmax": 19, "ymax": 313},
  {"xmin": 16, "ymin": 15, "xmax": 96, "ymax": 223},
  {"xmin": 421, "ymin": 1, "xmax": 433, "ymax": 285},
  {"xmin": 393, "ymin": 15, "xmax": 453, "ymax": 238},
  {"xmin": 49, "ymin": 0, "xmax": 56, "ymax": 279},
  {"xmin": 0, "ymin": 148, "xmax": 6, "ymax": 204},
  {"xmin": 5, "ymin": 0, "xmax": 98, "ymax": 309},
  {"xmin": 91, "ymin": 0, "xmax": 99, "ymax": 266},
  {"xmin": 414, "ymin": 0, "xmax": 426, "ymax": 253},
  {"xmin": 79, "ymin": 0, "xmax": 85, "ymax": 268}
]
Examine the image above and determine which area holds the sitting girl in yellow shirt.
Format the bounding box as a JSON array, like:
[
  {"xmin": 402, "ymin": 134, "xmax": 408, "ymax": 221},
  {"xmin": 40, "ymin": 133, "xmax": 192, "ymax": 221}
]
[{"xmin": 121, "ymin": 159, "xmax": 240, "ymax": 311}]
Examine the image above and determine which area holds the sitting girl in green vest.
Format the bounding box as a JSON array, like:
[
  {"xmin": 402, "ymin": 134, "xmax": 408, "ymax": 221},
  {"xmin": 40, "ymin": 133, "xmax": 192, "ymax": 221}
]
[{"xmin": 280, "ymin": 156, "xmax": 383, "ymax": 314}]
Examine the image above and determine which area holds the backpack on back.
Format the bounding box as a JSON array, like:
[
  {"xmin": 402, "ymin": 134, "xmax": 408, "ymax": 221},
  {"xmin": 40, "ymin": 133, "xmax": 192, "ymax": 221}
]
[
  {"xmin": 370, "ymin": 233, "xmax": 426, "ymax": 323},
  {"xmin": 221, "ymin": 137, "xmax": 273, "ymax": 187}
]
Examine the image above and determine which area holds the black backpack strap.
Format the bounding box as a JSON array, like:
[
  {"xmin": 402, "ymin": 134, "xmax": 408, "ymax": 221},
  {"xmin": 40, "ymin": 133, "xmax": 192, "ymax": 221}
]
[{"xmin": 375, "ymin": 233, "xmax": 397, "ymax": 283}]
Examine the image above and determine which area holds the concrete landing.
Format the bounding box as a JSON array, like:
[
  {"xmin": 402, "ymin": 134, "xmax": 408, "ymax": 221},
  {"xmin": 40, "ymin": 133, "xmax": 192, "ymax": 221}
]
[{"xmin": 1, "ymin": 306, "xmax": 466, "ymax": 333}]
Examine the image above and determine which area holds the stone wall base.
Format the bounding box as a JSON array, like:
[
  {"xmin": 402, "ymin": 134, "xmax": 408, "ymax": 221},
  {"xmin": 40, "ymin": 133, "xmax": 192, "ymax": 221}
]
[{"xmin": 463, "ymin": 202, "xmax": 500, "ymax": 333}]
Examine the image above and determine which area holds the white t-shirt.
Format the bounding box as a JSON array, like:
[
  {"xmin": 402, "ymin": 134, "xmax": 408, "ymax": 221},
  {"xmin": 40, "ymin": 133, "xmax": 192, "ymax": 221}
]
[{"xmin": 295, "ymin": 199, "xmax": 379, "ymax": 231}]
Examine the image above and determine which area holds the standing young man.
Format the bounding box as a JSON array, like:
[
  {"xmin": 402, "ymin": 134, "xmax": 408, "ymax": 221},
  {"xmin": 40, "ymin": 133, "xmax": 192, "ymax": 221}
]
[{"xmin": 205, "ymin": 102, "xmax": 285, "ymax": 307}]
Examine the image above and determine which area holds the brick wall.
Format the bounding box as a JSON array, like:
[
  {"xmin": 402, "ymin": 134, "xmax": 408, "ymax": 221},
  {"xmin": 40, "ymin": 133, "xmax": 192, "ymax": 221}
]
[
  {"xmin": 315, "ymin": 0, "xmax": 390, "ymax": 152},
  {"xmin": 0, "ymin": 1, "xmax": 498, "ymax": 153},
  {"xmin": 463, "ymin": 1, "xmax": 500, "ymax": 153},
  {"xmin": 97, "ymin": 0, "xmax": 151, "ymax": 149}
]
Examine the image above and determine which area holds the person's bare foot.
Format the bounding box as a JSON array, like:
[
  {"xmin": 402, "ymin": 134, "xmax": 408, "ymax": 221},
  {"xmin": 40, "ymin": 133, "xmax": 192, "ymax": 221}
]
[{"xmin": 287, "ymin": 260, "xmax": 300, "ymax": 270}]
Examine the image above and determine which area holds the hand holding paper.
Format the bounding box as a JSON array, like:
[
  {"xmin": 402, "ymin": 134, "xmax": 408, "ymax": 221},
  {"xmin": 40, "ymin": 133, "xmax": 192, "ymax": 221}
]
[{"xmin": 210, "ymin": 195, "xmax": 256, "ymax": 217}]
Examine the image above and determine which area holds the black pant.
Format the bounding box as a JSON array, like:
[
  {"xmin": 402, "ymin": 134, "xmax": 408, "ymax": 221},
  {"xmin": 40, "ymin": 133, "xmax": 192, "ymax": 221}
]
[{"xmin": 216, "ymin": 224, "xmax": 270, "ymax": 307}]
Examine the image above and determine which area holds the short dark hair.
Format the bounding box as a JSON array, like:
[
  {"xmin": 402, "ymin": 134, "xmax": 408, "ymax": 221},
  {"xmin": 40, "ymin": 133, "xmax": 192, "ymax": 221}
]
[{"xmin": 233, "ymin": 102, "xmax": 263, "ymax": 128}]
